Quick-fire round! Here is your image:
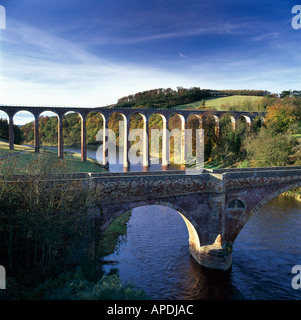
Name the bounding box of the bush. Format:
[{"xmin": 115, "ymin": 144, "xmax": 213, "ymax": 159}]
[
  {"xmin": 0, "ymin": 154, "xmax": 103, "ymax": 296},
  {"xmin": 244, "ymin": 128, "xmax": 296, "ymax": 167},
  {"xmin": 26, "ymin": 269, "xmax": 149, "ymax": 300}
]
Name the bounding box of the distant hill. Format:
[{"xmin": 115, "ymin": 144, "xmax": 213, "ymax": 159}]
[
  {"xmin": 172, "ymin": 95, "xmax": 267, "ymax": 112},
  {"xmin": 116, "ymin": 87, "xmax": 270, "ymax": 109}
]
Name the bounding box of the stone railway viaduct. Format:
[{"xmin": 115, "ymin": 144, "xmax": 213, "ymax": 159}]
[{"xmin": 0, "ymin": 105, "xmax": 264, "ymax": 167}]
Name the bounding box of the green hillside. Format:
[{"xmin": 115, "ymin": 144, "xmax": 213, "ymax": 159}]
[{"xmin": 172, "ymin": 95, "xmax": 265, "ymax": 111}]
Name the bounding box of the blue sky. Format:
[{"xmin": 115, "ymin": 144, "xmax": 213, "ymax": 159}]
[{"xmin": 0, "ymin": 0, "xmax": 301, "ymax": 117}]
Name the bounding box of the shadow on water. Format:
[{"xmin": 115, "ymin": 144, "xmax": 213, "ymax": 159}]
[{"xmin": 102, "ymin": 198, "xmax": 301, "ymax": 300}]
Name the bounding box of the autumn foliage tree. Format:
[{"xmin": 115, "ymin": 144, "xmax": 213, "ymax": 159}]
[{"xmin": 265, "ymin": 103, "xmax": 301, "ymax": 135}]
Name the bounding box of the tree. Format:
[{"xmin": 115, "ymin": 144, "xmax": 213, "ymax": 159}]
[
  {"xmin": 0, "ymin": 154, "xmax": 102, "ymax": 290},
  {"xmin": 244, "ymin": 128, "xmax": 296, "ymax": 167},
  {"xmin": 265, "ymin": 103, "xmax": 301, "ymax": 135},
  {"xmin": 279, "ymin": 90, "xmax": 292, "ymax": 98},
  {"xmin": 0, "ymin": 118, "xmax": 23, "ymax": 144}
]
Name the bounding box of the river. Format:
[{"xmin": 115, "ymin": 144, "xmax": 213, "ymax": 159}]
[
  {"xmin": 38, "ymin": 145, "xmax": 184, "ymax": 172},
  {"xmin": 102, "ymin": 196, "xmax": 301, "ymax": 300}
]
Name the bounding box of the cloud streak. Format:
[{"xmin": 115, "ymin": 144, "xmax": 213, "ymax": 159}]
[
  {"xmin": 90, "ymin": 22, "xmax": 249, "ymax": 45},
  {"xmin": 0, "ymin": 21, "xmax": 195, "ymax": 107}
]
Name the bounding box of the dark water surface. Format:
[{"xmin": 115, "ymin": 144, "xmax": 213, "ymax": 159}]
[{"xmin": 103, "ymin": 196, "xmax": 301, "ymax": 300}]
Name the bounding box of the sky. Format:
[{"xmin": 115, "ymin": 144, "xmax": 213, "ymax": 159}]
[{"xmin": 0, "ymin": 0, "xmax": 301, "ymax": 123}]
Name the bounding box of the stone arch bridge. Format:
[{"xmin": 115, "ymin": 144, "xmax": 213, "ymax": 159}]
[
  {"xmin": 82, "ymin": 166, "xmax": 301, "ymax": 271},
  {"xmin": 0, "ymin": 105, "xmax": 264, "ymax": 166},
  {"xmin": 2, "ymin": 166, "xmax": 300, "ymax": 271}
]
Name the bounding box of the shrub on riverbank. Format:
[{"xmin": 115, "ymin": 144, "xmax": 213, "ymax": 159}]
[
  {"xmin": 0, "ymin": 154, "xmax": 100, "ymax": 297},
  {"xmin": 97, "ymin": 211, "xmax": 131, "ymax": 258},
  {"xmin": 24, "ymin": 269, "xmax": 148, "ymax": 300},
  {"xmin": 0, "ymin": 153, "xmax": 148, "ymax": 300}
]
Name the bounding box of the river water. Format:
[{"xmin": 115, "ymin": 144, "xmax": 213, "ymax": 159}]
[
  {"xmin": 102, "ymin": 196, "xmax": 301, "ymax": 300},
  {"xmin": 37, "ymin": 145, "xmax": 183, "ymax": 172}
]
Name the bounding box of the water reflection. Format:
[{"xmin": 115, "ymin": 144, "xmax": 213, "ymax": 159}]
[
  {"xmin": 102, "ymin": 198, "xmax": 301, "ymax": 300},
  {"xmin": 38, "ymin": 145, "xmax": 184, "ymax": 172}
]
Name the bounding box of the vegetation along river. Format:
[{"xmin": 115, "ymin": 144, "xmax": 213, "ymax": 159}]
[{"xmin": 102, "ymin": 196, "xmax": 301, "ymax": 300}]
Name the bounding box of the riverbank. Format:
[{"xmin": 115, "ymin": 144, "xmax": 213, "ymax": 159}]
[
  {"xmin": 98, "ymin": 211, "xmax": 132, "ymax": 258},
  {"xmin": 280, "ymin": 189, "xmax": 301, "ymax": 202},
  {"xmin": 0, "ymin": 142, "xmax": 107, "ymax": 174}
]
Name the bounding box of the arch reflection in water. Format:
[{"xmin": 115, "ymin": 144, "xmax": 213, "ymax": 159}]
[
  {"xmin": 102, "ymin": 198, "xmax": 301, "ymax": 300},
  {"xmin": 102, "ymin": 205, "xmax": 236, "ymax": 300}
]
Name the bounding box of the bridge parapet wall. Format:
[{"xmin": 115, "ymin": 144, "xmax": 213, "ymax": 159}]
[{"xmin": 93, "ymin": 172, "xmax": 223, "ymax": 205}]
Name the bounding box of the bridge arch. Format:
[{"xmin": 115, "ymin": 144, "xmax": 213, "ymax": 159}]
[
  {"xmin": 36, "ymin": 109, "xmax": 60, "ymax": 120},
  {"xmin": 148, "ymin": 202, "xmax": 201, "ymax": 250},
  {"xmin": 107, "ymin": 112, "xmax": 128, "ymax": 167},
  {"xmin": 168, "ymin": 113, "xmax": 186, "ymax": 165},
  {"xmin": 128, "ymin": 112, "xmax": 149, "ymax": 167},
  {"xmin": 61, "ymin": 111, "xmax": 86, "ymax": 160},
  {"xmin": 219, "ymin": 113, "xmax": 236, "ymax": 132},
  {"xmin": 227, "ymin": 181, "xmax": 301, "ymax": 245},
  {"xmin": 167, "ymin": 112, "xmax": 185, "ymax": 124},
  {"xmin": 13, "ymin": 110, "xmax": 35, "ymax": 150},
  {"xmin": 36, "ymin": 111, "xmax": 60, "ymax": 152},
  {"xmin": 0, "ymin": 110, "xmax": 9, "ymax": 144},
  {"xmin": 236, "ymin": 114, "xmax": 251, "ymax": 129},
  {"xmin": 105, "ymin": 201, "xmax": 201, "ymax": 251},
  {"xmin": 0, "ymin": 110, "xmax": 9, "ymax": 118},
  {"xmin": 107, "ymin": 110, "xmax": 126, "ymax": 123},
  {"xmin": 250, "ymin": 181, "xmax": 301, "ymax": 219},
  {"xmin": 186, "ymin": 113, "xmax": 203, "ymax": 128},
  {"xmin": 204, "ymin": 113, "xmax": 220, "ymax": 137},
  {"xmin": 86, "ymin": 111, "xmax": 106, "ymax": 163},
  {"xmin": 148, "ymin": 113, "xmax": 169, "ymax": 165}
]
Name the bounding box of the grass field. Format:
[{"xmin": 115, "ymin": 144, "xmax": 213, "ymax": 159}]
[
  {"xmin": 0, "ymin": 140, "xmax": 34, "ymax": 156},
  {"xmin": 0, "ymin": 141, "xmax": 107, "ymax": 174},
  {"xmin": 172, "ymin": 95, "xmax": 264, "ymax": 111}
]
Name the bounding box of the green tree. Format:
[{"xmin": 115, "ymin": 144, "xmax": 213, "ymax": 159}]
[{"xmin": 244, "ymin": 128, "xmax": 296, "ymax": 167}]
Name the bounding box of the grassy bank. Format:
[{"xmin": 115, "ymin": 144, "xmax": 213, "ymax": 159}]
[
  {"xmin": 0, "ymin": 141, "xmax": 107, "ymax": 174},
  {"xmin": 0, "ymin": 140, "xmax": 34, "ymax": 156},
  {"xmin": 98, "ymin": 211, "xmax": 132, "ymax": 258}
]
